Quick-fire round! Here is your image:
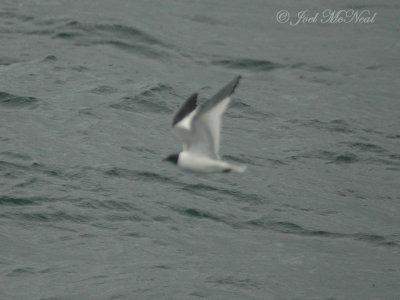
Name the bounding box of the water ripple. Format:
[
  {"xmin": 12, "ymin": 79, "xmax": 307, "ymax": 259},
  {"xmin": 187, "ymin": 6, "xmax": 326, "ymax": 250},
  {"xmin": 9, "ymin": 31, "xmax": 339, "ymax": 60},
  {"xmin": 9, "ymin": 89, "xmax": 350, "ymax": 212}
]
[
  {"xmin": 110, "ymin": 84, "xmax": 173, "ymax": 113},
  {"xmin": 50, "ymin": 20, "xmax": 172, "ymax": 59},
  {"xmin": 290, "ymin": 62, "xmax": 334, "ymax": 72},
  {"xmin": 206, "ymin": 275, "xmax": 263, "ymax": 290},
  {"xmin": 8, "ymin": 211, "xmax": 91, "ymax": 223},
  {"xmin": 288, "ymin": 119, "xmax": 354, "ymax": 134},
  {"xmin": 247, "ymin": 218, "xmax": 399, "ymax": 248},
  {"xmin": 344, "ymin": 142, "xmax": 387, "ymax": 153},
  {"xmin": 0, "ymin": 91, "xmax": 39, "ymax": 108},
  {"xmin": 0, "ymin": 196, "xmax": 38, "ymax": 206},
  {"xmin": 104, "ymin": 167, "xmax": 176, "ymax": 184},
  {"xmin": 213, "ymin": 58, "xmax": 282, "ymax": 72},
  {"xmin": 171, "ymin": 206, "xmax": 222, "ymax": 222},
  {"xmin": 56, "ymin": 21, "xmax": 167, "ymax": 47},
  {"xmin": 210, "ymin": 57, "xmax": 336, "ymax": 75}
]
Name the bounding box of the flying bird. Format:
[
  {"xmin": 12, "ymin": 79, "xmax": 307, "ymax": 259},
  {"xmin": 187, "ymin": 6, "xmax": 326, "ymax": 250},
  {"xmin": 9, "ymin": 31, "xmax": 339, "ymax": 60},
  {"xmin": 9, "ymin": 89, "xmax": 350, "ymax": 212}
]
[{"xmin": 164, "ymin": 75, "xmax": 246, "ymax": 173}]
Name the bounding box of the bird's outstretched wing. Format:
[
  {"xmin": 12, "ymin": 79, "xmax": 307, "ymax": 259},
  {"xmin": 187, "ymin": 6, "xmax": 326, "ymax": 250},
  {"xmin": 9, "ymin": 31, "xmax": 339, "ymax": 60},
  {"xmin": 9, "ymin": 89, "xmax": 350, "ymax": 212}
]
[
  {"xmin": 188, "ymin": 75, "xmax": 241, "ymax": 159},
  {"xmin": 172, "ymin": 93, "xmax": 198, "ymax": 150}
]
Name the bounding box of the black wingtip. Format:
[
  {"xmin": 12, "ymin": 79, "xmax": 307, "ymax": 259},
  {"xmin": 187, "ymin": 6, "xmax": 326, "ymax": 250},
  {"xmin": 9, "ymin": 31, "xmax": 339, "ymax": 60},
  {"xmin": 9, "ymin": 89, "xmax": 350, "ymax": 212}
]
[
  {"xmin": 199, "ymin": 75, "xmax": 242, "ymax": 113},
  {"xmin": 230, "ymin": 75, "xmax": 242, "ymax": 95},
  {"xmin": 172, "ymin": 93, "xmax": 198, "ymax": 127},
  {"xmin": 215, "ymin": 75, "xmax": 242, "ymax": 100}
]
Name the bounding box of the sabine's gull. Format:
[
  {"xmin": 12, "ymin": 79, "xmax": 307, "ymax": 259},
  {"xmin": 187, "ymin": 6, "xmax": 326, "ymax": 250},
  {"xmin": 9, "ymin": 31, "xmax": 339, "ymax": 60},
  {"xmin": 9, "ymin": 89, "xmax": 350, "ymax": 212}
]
[{"xmin": 164, "ymin": 75, "xmax": 246, "ymax": 173}]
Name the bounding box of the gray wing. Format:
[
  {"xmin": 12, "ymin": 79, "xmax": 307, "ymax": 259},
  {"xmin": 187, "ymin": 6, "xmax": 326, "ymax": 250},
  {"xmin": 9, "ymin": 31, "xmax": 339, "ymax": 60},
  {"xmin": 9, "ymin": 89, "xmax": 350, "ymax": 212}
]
[{"xmin": 188, "ymin": 75, "xmax": 241, "ymax": 159}]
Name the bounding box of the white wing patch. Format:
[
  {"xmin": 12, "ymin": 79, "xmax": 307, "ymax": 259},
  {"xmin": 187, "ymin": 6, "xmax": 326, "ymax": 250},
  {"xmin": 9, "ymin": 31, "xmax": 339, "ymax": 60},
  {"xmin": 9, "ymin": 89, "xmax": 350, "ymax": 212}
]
[
  {"xmin": 172, "ymin": 108, "xmax": 198, "ymax": 150},
  {"xmin": 190, "ymin": 97, "xmax": 231, "ymax": 159}
]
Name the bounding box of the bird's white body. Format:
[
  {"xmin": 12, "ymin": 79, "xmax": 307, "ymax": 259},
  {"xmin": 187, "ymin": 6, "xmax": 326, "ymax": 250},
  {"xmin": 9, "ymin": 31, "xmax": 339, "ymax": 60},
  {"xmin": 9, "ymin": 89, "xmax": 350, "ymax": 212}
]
[{"xmin": 166, "ymin": 76, "xmax": 246, "ymax": 173}]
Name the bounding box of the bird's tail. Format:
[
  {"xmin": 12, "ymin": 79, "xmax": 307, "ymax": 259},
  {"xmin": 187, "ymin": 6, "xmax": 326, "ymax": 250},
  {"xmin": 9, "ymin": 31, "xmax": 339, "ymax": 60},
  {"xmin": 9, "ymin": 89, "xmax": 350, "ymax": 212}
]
[{"xmin": 229, "ymin": 163, "xmax": 247, "ymax": 173}]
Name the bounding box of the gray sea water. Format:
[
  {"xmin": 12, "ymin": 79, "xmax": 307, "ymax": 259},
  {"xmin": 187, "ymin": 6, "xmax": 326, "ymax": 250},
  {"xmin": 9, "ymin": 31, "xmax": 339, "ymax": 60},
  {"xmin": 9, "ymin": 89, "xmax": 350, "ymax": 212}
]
[{"xmin": 1, "ymin": 0, "xmax": 400, "ymax": 299}]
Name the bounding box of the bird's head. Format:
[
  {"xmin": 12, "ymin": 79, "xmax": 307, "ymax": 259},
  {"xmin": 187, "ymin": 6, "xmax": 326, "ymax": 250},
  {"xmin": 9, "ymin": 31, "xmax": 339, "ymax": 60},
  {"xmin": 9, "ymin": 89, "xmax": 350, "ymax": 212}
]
[{"xmin": 163, "ymin": 153, "xmax": 179, "ymax": 165}]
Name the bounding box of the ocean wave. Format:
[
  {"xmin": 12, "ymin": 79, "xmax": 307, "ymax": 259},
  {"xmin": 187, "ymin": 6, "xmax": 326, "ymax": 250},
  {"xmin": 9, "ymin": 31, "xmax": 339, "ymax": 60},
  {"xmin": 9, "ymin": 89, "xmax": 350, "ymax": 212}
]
[
  {"xmin": 7, "ymin": 267, "xmax": 51, "ymax": 277},
  {"xmin": 246, "ymin": 218, "xmax": 399, "ymax": 248},
  {"xmin": 0, "ymin": 196, "xmax": 38, "ymax": 206},
  {"xmin": 343, "ymin": 142, "xmax": 387, "ymax": 153},
  {"xmin": 210, "ymin": 56, "xmax": 336, "ymax": 77},
  {"xmin": 55, "ymin": 21, "xmax": 167, "ymax": 47},
  {"xmin": 213, "ymin": 58, "xmax": 282, "ymax": 72},
  {"xmin": 288, "ymin": 119, "xmax": 354, "ymax": 134},
  {"xmin": 290, "ymin": 62, "xmax": 334, "ymax": 72},
  {"xmin": 9, "ymin": 211, "xmax": 92, "ymax": 223},
  {"xmin": 110, "ymin": 84, "xmax": 174, "ymax": 113},
  {"xmin": 48, "ymin": 20, "xmax": 173, "ymax": 59},
  {"xmin": 288, "ymin": 151, "xmax": 359, "ymax": 164},
  {"xmin": 1, "ymin": 14, "xmax": 173, "ymax": 60},
  {"xmin": 170, "ymin": 206, "xmax": 222, "ymax": 222},
  {"xmin": 104, "ymin": 167, "xmax": 176, "ymax": 184},
  {"xmin": 89, "ymin": 85, "xmax": 118, "ymax": 95},
  {"xmin": 0, "ymin": 91, "xmax": 39, "ymax": 108},
  {"xmin": 206, "ymin": 275, "xmax": 263, "ymax": 290}
]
